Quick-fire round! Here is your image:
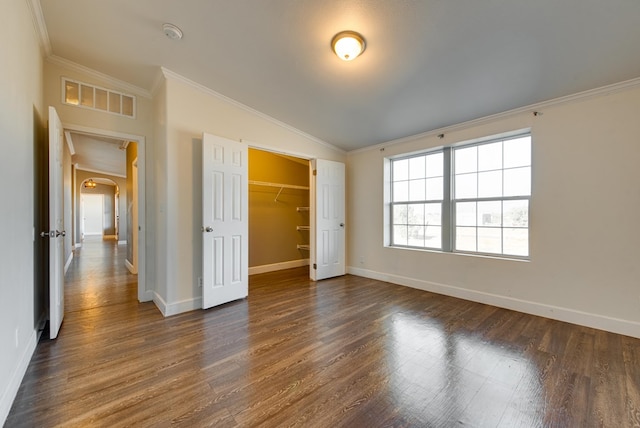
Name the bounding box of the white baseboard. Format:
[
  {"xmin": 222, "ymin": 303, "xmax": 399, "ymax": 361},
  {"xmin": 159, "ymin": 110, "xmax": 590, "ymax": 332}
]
[
  {"xmin": 0, "ymin": 330, "xmax": 37, "ymax": 426},
  {"xmin": 347, "ymin": 266, "xmax": 640, "ymax": 339},
  {"xmin": 74, "ymin": 242, "xmax": 82, "ymax": 248},
  {"xmin": 64, "ymin": 252, "xmax": 73, "ymax": 275},
  {"xmin": 153, "ymin": 292, "xmax": 202, "ymax": 317},
  {"xmin": 249, "ymin": 258, "xmax": 309, "ymax": 275},
  {"xmin": 118, "ymin": 240, "xmax": 127, "ymax": 245},
  {"xmin": 125, "ymin": 259, "xmax": 138, "ymax": 274}
]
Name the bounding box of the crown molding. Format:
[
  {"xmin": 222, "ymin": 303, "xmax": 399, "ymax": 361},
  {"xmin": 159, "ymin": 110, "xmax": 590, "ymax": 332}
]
[
  {"xmin": 349, "ymin": 76, "xmax": 640, "ymax": 155},
  {"xmin": 74, "ymin": 165, "xmax": 126, "ymax": 179},
  {"xmin": 160, "ymin": 67, "xmax": 345, "ymax": 155},
  {"xmin": 46, "ymin": 55, "xmax": 152, "ymax": 99},
  {"xmin": 26, "ymin": 0, "xmax": 51, "ymax": 56}
]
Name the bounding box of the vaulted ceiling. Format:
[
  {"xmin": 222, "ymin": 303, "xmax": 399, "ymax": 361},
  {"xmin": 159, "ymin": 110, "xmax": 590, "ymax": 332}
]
[{"xmin": 39, "ymin": 0, "xmax": 640, "ymax": 151}]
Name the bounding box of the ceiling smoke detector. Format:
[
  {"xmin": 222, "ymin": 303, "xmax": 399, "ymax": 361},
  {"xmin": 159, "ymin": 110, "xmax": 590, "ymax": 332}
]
[{"xmin": 163, "ymin": 23, "xmax": 183, "ymax": 40}]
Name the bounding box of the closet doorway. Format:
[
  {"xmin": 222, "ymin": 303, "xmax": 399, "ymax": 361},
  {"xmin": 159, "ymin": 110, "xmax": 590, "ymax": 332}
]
[{"xmin": 248, "ymin": 149, "xmax": 310, "ymax": 275}]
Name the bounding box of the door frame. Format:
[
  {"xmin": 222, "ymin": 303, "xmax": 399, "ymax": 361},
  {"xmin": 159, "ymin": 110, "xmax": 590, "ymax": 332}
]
[
  {"xmin": 63, "ymin": 123, "xmax": 150, "ymax": 302},
  {"xmin": 243, "ymin": 140, "xmax": 321, "ymax": 280}
]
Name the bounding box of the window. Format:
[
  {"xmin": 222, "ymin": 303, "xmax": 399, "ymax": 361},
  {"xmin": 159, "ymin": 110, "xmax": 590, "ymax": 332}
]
[
  {"xmin": 389, "ymin": 133, "xmax": 531, "ymax": 258},
  {"xmin": 62, "ymin": 78, "xmax": 136, "ymax": 118}
]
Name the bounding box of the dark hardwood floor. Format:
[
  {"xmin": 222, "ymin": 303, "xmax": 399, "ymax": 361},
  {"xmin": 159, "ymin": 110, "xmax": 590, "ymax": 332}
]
[{"xmin": 6, "ymin": 239, "xmax": 640, "ymax": 427}]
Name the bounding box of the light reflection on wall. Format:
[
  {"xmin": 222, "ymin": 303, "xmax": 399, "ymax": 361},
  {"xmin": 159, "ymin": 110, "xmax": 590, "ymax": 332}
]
[{"xmin": 387, "ymin": 311, "xmax": 544, "ymax": 425}]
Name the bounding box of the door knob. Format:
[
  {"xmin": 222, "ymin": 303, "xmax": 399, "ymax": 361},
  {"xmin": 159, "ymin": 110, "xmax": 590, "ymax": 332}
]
[{"xmin": 202, "ymin": 226, "xmax": 213, "ymax": 233}]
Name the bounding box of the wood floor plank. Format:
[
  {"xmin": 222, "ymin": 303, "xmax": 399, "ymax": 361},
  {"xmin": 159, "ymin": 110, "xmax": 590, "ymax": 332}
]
[{"xmin": 6, "ymin": 238, "xmax": 640, "ymax": 427}]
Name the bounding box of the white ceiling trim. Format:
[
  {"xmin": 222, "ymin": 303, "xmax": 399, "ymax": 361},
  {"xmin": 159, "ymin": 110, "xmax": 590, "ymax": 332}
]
[
  {"xmin": 161, "ymin": 67, "xmax": 345, "ymax": 155},
  {"xmin": 47, "ymin": 55, "xmax": 152, "ymax": 99},
  {"xmin": 26, "ymin": 0, "xmax": 51, "ymax": 56},
  {"xmin": 64, "ymin": 131, "xmax": 75, "ymax": 155},
  {"xmin": 62, "ymin": 123, "xmax": 145, "ymax": 145},
  {"xmin": 349, "ymin": 76, "xmax": 640, "ymax": 155},
  {"xmin": 75, "ymin": 165, "xmax": 126, "ymax": 179}
]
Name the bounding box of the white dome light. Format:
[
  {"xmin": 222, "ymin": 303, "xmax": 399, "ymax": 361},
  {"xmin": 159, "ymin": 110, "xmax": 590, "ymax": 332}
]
[{"xmin": 331, "ymin": 31, "xmax": 366, "ymax": 61}]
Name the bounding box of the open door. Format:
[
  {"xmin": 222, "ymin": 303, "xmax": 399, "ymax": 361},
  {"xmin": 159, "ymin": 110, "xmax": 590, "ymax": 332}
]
[
  {"xmin": 311, "ymin": 159, "xmax": 345, "ymax": 281},
  {"xmin": 202, "ymin": 133, "xmax": 248, "ymax": 309},
  {"xmin": 47, "ymin": 106, "xmax": 65, "ymax": 339}
]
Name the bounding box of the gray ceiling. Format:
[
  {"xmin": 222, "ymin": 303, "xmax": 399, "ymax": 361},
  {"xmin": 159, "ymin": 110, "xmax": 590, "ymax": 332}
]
[
  {"xmin": 68, "ymin": 132, "xmax": 127, "ymax": 177},
  {"xmin": 40, "ymin": 0, "xmax": 640, "ymax": 151}
]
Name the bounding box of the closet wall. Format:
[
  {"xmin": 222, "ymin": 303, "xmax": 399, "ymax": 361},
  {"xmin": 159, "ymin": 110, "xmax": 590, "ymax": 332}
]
[{"xmin": 249, "ymin": 149, "xmax": 309, "ymax": 271}]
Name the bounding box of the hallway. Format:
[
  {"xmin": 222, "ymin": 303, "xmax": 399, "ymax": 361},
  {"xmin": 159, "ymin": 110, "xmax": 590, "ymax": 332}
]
[{"xmin": 64, "ymin": 237, "xmax": 137, "ymax": 313}]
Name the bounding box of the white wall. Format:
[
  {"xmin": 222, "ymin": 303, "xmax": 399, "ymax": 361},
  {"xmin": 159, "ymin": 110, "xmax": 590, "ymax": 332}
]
[
  {"xmin": 153, "ymin": 70, "xmax": 345, "ymax": 315},
  {"xmin": 0, "ymin": 0, "xmax": 44, "ymax": 423},
  {"xmin": 347, "ymin": 83, "xmax": 640, "ymax": 338}
]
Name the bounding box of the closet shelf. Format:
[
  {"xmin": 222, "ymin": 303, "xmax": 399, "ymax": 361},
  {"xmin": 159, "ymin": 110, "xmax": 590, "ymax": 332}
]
[
  {"xmin": 297, "ymin": 244, "xmax": 310, "ymax": 251},
  {"xmin": 248, "ymin": 180, "xmax": 309, "ymax": 190},
  {"xmin": 249, "ymin": 180, "xmax": 309, "ymax": 202},
  {"xmin": 296, "ymin": 226, "xmax": 310, "ymax": 231},
  {"xmin": 296, "ymin": 207, "xmax": 310, "ymax": 212}
]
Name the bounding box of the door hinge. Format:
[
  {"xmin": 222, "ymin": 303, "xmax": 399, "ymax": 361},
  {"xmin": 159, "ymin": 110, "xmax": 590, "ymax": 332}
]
[
  {"xmin": 313, "ymin": 170, "xmax": 317, "ymax": 176},
  {"xmin": 313, "ymin": 263, "xmax": 317, "ymax": 270}
]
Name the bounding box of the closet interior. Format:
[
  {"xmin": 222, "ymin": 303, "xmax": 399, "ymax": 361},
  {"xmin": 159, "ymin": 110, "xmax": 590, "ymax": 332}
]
[{"xmin": 248, "ymin": 149, "xmax": 310, "ymax": 273}]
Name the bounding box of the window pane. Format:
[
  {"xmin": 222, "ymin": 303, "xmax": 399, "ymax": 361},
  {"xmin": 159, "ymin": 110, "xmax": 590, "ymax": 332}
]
[
  {"xmin": 504, "ymin": 167, "xmax": 531, "ymax": 196},
  {"xmin": 503, "ymin": 200, "xmax": 528, "ymax": 227},
  {"xmin": 478, "ymin": 227, "xmax": 501, "ymax": 254},
  {"xmin": 65, "ymin": 81, "xmax": 79, "ymax": 105},
  {"xmin": 409, "ymin": 179, "xmax": 426, "ymax": 201},
  {"xmin": 393, "ymin": 204, "xmax": 407, "ymax": 224},
  {"xmin": 455, "ymin": 173, "xmax": 477, "ymax": 199},
  {"xmin": 456, "ymin": 227, "xmax": 476, "ymax": 251},
  {"xmin": 504, "ymin": 136, "xmax": 531, "ymax": 168},
  {"xmin": 478, "ymin": 142, "xmax": 502, "ymax": 171},
  {"xmin": 393, "ymin": 159, "xmax": 409, "ymax": 181},
  {"xmin": 425, "ymin": 225, "xmax": 442, "ymax": 249},
  {"xmin": 407, "ymin": 204, "xmax": 424, "ymax": 225},
  {"xmin": 408, "ymin": 226, "xmax": 425, "ymax": 247},
  {"xmin": 80, "ymin": 85, "xmax": 94, "ymax": 107},
  {"xmin": 504, "ymin": 228, "xmax": 529, "ymax": 256},
  {"xmin": 393, "ymin": 181, "xmax": 409, "ymax": 202},
  {"xmin": 409, "ymin": 156, "xmax": 426, "ymax": 179},
  {"xmin": 425, "ymin": 203, "xmax": 442, "ymax": 226},
  {"xmin": 122, "ymin": 95, "xmax": 134, "ymax": 117},
  {"xmin": 425, "ymin": 177, "xmax": 443, "ymax": 200},
  {"xmin": 95, "ymin": 89, "xmax": 108, "ymax": 110},
  {"xmin": 478, "ymin": 170, "xmax": 502, "ymax": 198},
  {"xmin": 455, "ymin": 146, "xmax": 477, "ymax": 174},
  {"xmin": 109, "ymin": 92, "xmax": 121, "ymax": 113},
  {"xmin": 478, "ymin": 201, "xmax": 501, "ymax": 227},
  {"xmin": 393, "ymin": 225, "xmax": 408, "ymax": 246},
  {"xmin": 456, "ymin": 202, "xmax": 476, "ymax": 226},
  {"xmin": 426, "ymin": 152, "xmax": 443, "ymax": 178}
]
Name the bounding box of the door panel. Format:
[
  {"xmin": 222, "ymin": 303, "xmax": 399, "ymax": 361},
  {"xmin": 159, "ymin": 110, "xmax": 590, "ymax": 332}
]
[
  {"xmin": 312, "ymin": 159, "xmax": 345, "ymax": 280},
  {"xmin": 202, "ymin": 133, "xmax": 248, "ymax": 309},
  {"xmin": 48, "ymin": 107, "xmax": 65, "ymax": 339}
]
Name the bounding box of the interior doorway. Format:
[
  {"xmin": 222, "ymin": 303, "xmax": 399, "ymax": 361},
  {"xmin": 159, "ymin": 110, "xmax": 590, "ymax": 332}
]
[
  {"xmin": 64, "ymin": 123, "xmax": 148, "ymax": 302},
  {"xmin": 247, "ymin": 148, "xmax": 311, "ymax": 275}
]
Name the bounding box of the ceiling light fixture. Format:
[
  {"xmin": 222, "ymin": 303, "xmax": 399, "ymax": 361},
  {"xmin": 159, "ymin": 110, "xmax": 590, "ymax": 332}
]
[
  {"xmin": 163, "ymin": 23, "xmax": 183, "ymax": 40},
  {"xmin": 331, "ymin": 31, "xmax": 366, "ymax": 61},
  {"xmin": 84, "ymin": 179, "xmax": 97, "ymax": 189}
]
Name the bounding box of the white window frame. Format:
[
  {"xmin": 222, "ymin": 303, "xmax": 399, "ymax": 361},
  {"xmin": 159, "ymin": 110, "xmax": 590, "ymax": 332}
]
[
  {"xmin": 386, "ymin": 131, "xmax": 531, "ymax": 259},
  {"xmin": 61, "ymin": 77, "xmax": 136, "ymax": 119}
]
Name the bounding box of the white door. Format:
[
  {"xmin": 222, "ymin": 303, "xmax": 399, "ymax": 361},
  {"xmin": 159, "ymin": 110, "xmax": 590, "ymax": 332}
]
[
  {"xmin": 82, "ymin": 194, "xmax": 104, "ymax": 236},
  {"xmin": 48, "ymin": 107, "xmax": 65, "ymax": 339},
  {"xmin": 202, "ymin": 133, "xmax": 248, "ymax": 309},
  {"xmin": 311, "ymin": 159, "xmax": 346, "ymax": 281}
]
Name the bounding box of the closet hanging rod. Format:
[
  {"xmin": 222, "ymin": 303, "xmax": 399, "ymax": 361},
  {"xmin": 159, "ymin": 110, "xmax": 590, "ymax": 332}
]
[{"xmin": 248, "ymin": 180, "xmax": 309, "ymax": 190}]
